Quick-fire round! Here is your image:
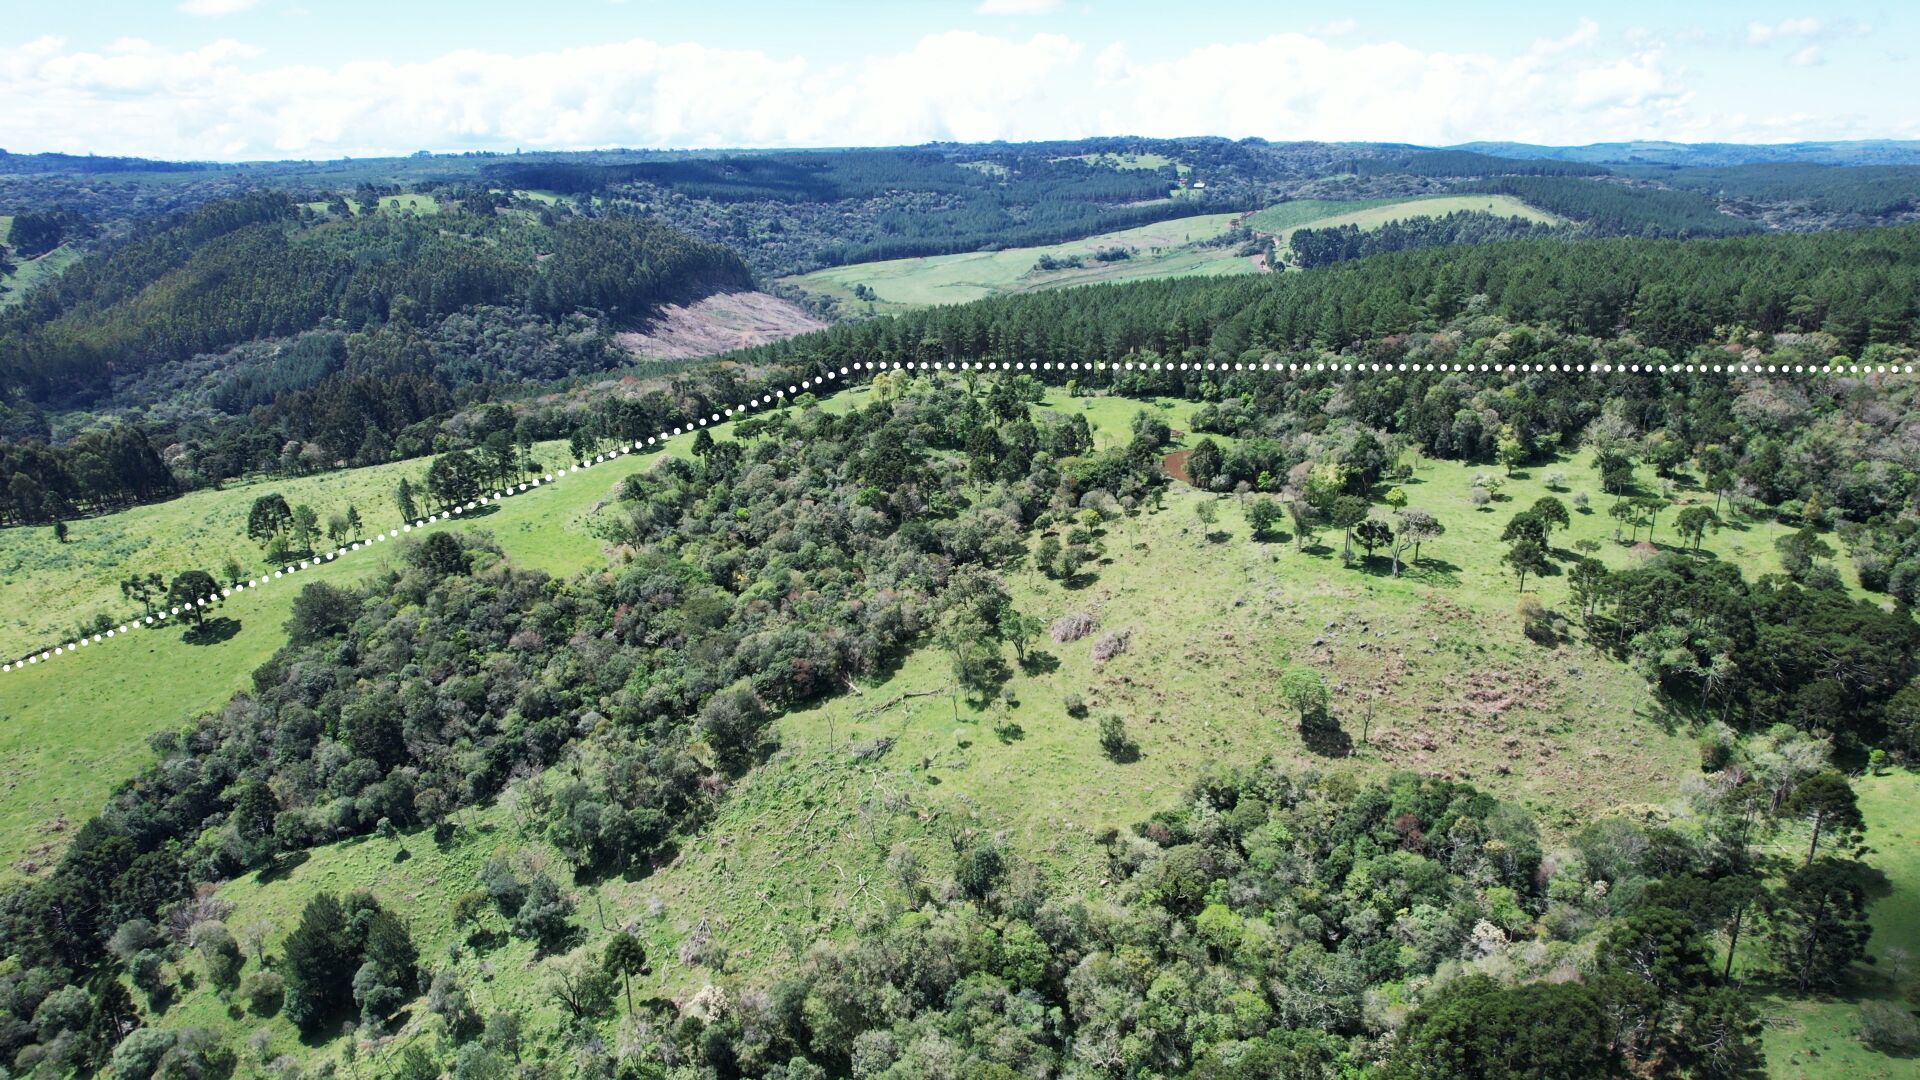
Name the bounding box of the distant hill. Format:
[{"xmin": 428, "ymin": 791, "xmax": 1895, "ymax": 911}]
[{"xmin": 1449, "ymin": 139, "xmax": 1920, "ymax": 167}]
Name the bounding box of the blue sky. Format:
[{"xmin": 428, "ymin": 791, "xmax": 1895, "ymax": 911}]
[{"xmin": 2, "ymin": 1, "xmax": 1912, "ymax": 160}]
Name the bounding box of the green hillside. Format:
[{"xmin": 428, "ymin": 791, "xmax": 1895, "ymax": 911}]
[{"xmin": 781, "ymin": 213, "xmax": 1253, "ymax": 313}]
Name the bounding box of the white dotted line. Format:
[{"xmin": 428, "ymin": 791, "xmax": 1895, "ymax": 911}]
[{"xmin": 5, "ymin": 358, "xmax": 1912, "ymax": 675}]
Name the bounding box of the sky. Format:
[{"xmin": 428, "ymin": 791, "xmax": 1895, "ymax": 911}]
[{"xmin": 0, "ymin": 1, "xmax": 1912, "ymax": 161}]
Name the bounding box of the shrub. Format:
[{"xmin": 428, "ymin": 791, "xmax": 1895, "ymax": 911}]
[
  {"xmin": 1063, "ymin": 691, "xmax": 1088, "ymax": 717},
  {"xmin": 239, "ymin": 970, "xmax": 284, "ymax": 1016},
  {"xmin": 1050, "ymin": 611, "xmax": 1096, "ymax": 643},
  {"xmin": 1091, "ymin": 630, "xmax": 1131, "ymax": 663},
  {"xmin": 1098, "ymin": 715, "xmax": 1139, "ymax": 762}
]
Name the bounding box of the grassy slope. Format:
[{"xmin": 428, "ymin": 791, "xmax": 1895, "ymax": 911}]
[
  {"xmin": 135, "ymin": 386, "xmax": 1896, "ymax": 1075},
  {"xmin": 1246, "ymin": 194, "xmax": 1563, "ymax": 251},
  {"xmin": 1056, "ymin": 152, "xmax": 1188, "ymax": 175},
  {"xmin": 787, "ymin": 194, "xmax": 1565, "ymax": 313},
  {"xmin": 780, "ymin": 213, "xmax": 1250, "ymax": 313},
  {"xmin": 0, "ymin": 242, "xmax": 82, "ymax": 307},
  {"xmin": 0, "ymin": 438, "xmax": 575, "ymax": 659},
  {"xmin": 0, "ymin": 393, "xmax": 873, "ymax": 878}
]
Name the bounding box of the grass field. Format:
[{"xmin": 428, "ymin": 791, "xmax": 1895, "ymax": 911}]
[
  {"xmin": 0, "ymin": 241, "xmax": 81, "ymax": 306},
  {"xmin": 297, "ymin": 193, "xmax": 439, "ymax": 215},
  {"xmin": 786, "ymin": 194, "xmax": 1565, "ymax": 313},
  {"xmin": 1246, "ymin": 194, "xmax": 1563, "ymax": 250},
  {"xmin": 1056, "ymin": 151, "xmax": 1187, "ymax": 175},
  {"xmin": 781, "ymin": 213, "xmax": 1251, "ymax": 312}
]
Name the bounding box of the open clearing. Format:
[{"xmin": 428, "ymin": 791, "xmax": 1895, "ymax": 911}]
[
  {"xmin": 1055, "ymin": 151, "xmax": 1187, "ymax": 175},
  {"xmin": 0, "ymin": 242, "xmax": 81, "ymax": 306},
  {"xmin": 1247, "ymin": 194, "xmax": 1563, "ymax": 248},
  {"xmin": 786, "ymin": 194, "xmax": 1563, "ymax": 312},
  {"xmin": 614, "ymin": 290, "xmax": 825, "ymax": 360},
  {"xmin": 781, "ymin": 213, "xmax": 1250, "ymax": 312}
]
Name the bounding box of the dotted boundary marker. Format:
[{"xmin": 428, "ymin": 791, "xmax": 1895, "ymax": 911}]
[{"xmin": 4, "ymin": 358, "xmax": 1913, "ymax": 676}]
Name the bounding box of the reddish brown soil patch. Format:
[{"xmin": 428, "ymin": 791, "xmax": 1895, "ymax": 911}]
[{"xmin": 1162, "ymin": 449, "xmax": 1192, "ymax": 484}]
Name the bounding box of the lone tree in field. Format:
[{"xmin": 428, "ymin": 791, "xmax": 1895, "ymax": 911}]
[
  {"xmin": 996, "ymin": 607, "xmax": 1044, "ymax": 666},
  {"xmin": 1634, "ymin": 497, "xmax": 1669, "ymax": 544},
  {"xmin": 1246, "ymin": 496, "xmax": 1283, "ymax": 540},
  {"xmin": 1783, "ymin": 772, "xmax": 1865, "ymax": 871},
  {"xmin": 121, "ymin": 571, "xmax": 166, "ymax": 617},
  {"xmin": 1500, "ymin": 510, "xmax": 1549, "ymax": 549},
  {"xmin": 1279, "ymin": 668, "xmax": 1329, "ymax": 725},
  {"xmin": 247, "ymin": 493, "xmax": 293, "ymax": 550},
  {"xmin": 1595, "ymin": 450, "xmax": 1634, "ymax": 497},
  {"xmin": 1609, "ymin": 498, "xmax": 1642, "ymax": 542},
  {"xmin": 166, "ymin": 570, "xmax": 221, "ymax": 629},
  {"xmin": 1394, "ymin": 509, "xmax": 1444, "ymax": 568},
  {"xmin": 1773, "ymin": 856, "xmax": 1873, "ymax": 994},
  {"xmin": 1286, "ymin": 498, "xmax": 1317, "ymax": 551},
  {"xmin": 290, "ymin": 504, "xmax": 321, "ymax": 556},
  {"xmin": 602, "ymin": 932, "xmax": 649, "ymax": 1014},
  {"xmin": 1496, "ymin": 427, "xmax": 1528, "ymax": 476},
  {"xmin": 1503, "ymin": 537, "xmax": 1551, "ymax": 593}
]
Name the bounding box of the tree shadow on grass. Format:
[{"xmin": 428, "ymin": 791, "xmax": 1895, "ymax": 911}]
[
  {"xmin": 181, "ymin": 617, "xmax": 241, "ymax": 645},
  {"xmin": 1398, "ymin": 558, "xmax": 1462, "ymax": 587},
  {"xmin": 255, "ymin": 849, "xmax": 311, "ymax": 885},
  {"xmin": 1299, "ymin": 719, "xmax": 1353, "ymax": 758},
  {"xmin": 1019, "ymin": 651, "xmax": 1061, "ymax": 676}
]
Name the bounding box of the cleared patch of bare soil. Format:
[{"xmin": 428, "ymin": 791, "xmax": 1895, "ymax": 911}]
[{"xmin": 616, "ymin": 290, "xmax": 825, "ymax": 361}]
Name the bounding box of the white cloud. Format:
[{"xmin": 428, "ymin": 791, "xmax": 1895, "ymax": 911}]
[
  {"xmin": 178, "ymin": 0, "xmax": 258, "ymax": 15},
  {"xmin": 1747, "ymin": 17, "xmax": 1820, "ymax": 44},
  {"xmin": 0, "ymin": 21, "xmax": 1908, "ymax": 160},
  {"xmin": 976, "ymin": 0, "xmax": 1060, "ymax": 14},
  {"xmin": 1789, "ymin": 45, "xmax": 1823, "ymax": 67},
  {"xmin": 1316, "ymin": 19, "xmax": 1357, "ymax": 36}
]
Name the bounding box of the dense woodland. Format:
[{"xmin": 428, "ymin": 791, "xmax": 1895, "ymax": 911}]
[
  {"xmin": 0, "ymin": 193, "xmax": 750, "ymax": 403},
  {"xmin": 506, "ymin": 149, "xmax": 1247, "ymax": 275},
  {"xmin": 1625, "ymin": 164, "xmax": 1920, "ymax": 221},
  {"xmin": 1460, "ymin": 178, "xmax": 1761, "ymax": 238},
  {"xmin": 1286, "ymin": 211, "xmax": 1570, "ymax": 268}
]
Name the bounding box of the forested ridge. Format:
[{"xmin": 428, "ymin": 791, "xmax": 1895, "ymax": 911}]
[
  {"xmin": 1286, "ymin": 210, "xmax": 1570, "ymax": 268},
  {"xmin": 1460, "ymin": 177, "xmax": 1761, "ymax": 238},
  {"xmin": 0, "ymin": 193, "xmax": 751, "ymax": 404},
  {"xmin": 0, "ymin": 193, "xmax": 760, "ymax": 524}
]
